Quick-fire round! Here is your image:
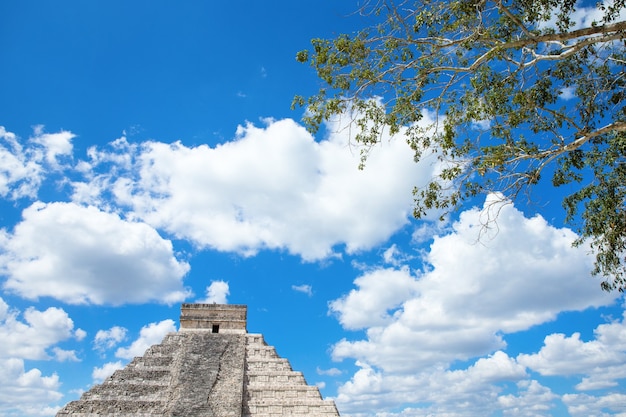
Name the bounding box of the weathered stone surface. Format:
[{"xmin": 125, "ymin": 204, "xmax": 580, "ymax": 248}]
[
  {"xmin": 164, "ymin": 332, "xmax": 246, "ymax": 416},
  {"xmin": 242, "ymin": 334, "xmax": 339, "ymax": 417},
  {"xmin": 56, "ymin": 304, "xmax": 339, "ymax": 417}
]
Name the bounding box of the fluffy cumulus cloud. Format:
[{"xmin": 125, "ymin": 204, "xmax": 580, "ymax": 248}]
[
  {"xmin": 115, "ymin": 319, "xmax": 176, "ymax": 360},
  {"xmin": 334, "ymin": 352, "xmax": 530, "ymax": 417},
  {"xmin": 0, "ymin": 201, "xmax": 191, "ymax": 305},
  {"xmin": 94, "ymin": 326, "xmax": 128, "ymax": 352},
  {"xmin": 562, "ymin": 392, "xmax": 626, "ymax": 417},
  {"xmin": 197, "ymin": 280, "xmax": 230, "ymax": 304},
  {"xmin": 518, "ymin": 309, "xmax": 626, "ymax": 391},
  {"xmin": 0, "ymin": 127, "xmax": 43, "ymax": 199},
  {"xmin": 29, "ymin": 125, "xmax": 74, "ymax": 170},
  {"xmin": 0, "ymin": 299, "xmax": 79, "ymax": 416},
  {"xmin": 72, "ymin": 117, "xmax": 440, "ymax": 260},
  {"xmin": 0, "ymin": 298, "xmax": 80, "ymax": 360},
  {"xmin": 0, "ymin": 126, "xmax": 74, "ymax": 200},
  {"xmin": 0, "ymin": 358, "xmax": 63, "ymax": 417},
  {"xmin": 497, "ymin": 380, "xmax": 559, "ymax": 417},
  {"xmin": 329, "ymin": 196, "xmax": 621, "ymax": 416},
  {"xmin": 330, "ymin": 266, "xmax": 420, "ymax": 330}
]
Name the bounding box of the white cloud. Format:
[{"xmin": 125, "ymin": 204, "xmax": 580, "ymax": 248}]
[
  {"xmin": 72, "ymin": 116, "xmax": 440, "ymax": 260},
  {"xmin": 497, "ymin": 380, "xmax": 558, "ymax": 416},
  {"xmin": 292, "ymin": 284, "xmax": 313, "ymax": 296},
  {"xmin": 94, "ymin": 326, "xmax": 128, "ymax": 351},
  {"xmin": 197, "ymin": 280, "xmax": 230, "ymax": 304},
  {"xmin": 334, "ymin": 352, "xmax": 528, "ymax": 416},
  {"xmin": 560, "ymin": 86, "xmax": 577, "ymax": 100},
  {"xmin": 29, "ymin": 125, "xmax": 74, "ymax": 169},
  {"xmin": 0, "ymin": 358, "xmax": 62, "ymax": 417},
  {"xmin": 381, "ymin": 244, "xmax": 415, "ymax": 267},
  {"xmin": 0, "ymin": 126, "xmax": 44, "ymax": 199},
  {"xmin": 330, "ymin": 267, "xmax": 419, "ymax": 330},
  {"xmin": 329, "ymin": 195, "xmax": 619, "ymax": 415},
  {"xmin": 74, "ymin": 328, "xmax": 87, "ymax": 342},
  {"xmin": 0, "ymin": 201, "xmax": 191, "ymax": 305},
  {"xmin": 0, "ymin": 298, "xmax": 77, "ymax": 360},
  {"xmin": 92, "ymin": 361, "xmax": 124, "ymax": 383},
  {"xmin": 382, "ymin": 245, "xmax": 400, "ymax": 265},
  {"xmin": 566, "ymin": 1, "xmax": 625, "ymax": 30},
  {"xmin": 0, "ymin": 126, "xmax": 76, "ymax": 200},
  {"xmin": 317, "ymin": 367, "xmax": 343, "ymax": 377},
  {"xmin": 115, "ymin": 319, "xmax": 176, "ymax": 360},
  {"xmin": 562, "ymin": 392, "xmax": 626, "ymax": 417},
  {"xmin": 0, "ymin": 300, "xmax": 75, "ymax": 416},
  {"xmin": 51, "ymin": 347, "xmax": 80, "ymax": 362},
  {"xmin": 518, "ymin": 310, "xmax": 626, "ymax": 390},
  {"xmin": 334, "ymin": 195, "xmax": 616, "ymax": 370},
  {"xmin": 537, "ymin": 0, "xmax": 618, "ymax": 29}
]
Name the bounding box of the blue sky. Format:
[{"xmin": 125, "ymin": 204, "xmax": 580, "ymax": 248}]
[{"xmin": 1, "ymin": 2, "xmax": 625, "ymax": 416}]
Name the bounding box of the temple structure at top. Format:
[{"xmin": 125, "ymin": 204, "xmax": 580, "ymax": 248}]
[{"xmin": 179, "ymin": 303, "xmax": 247, "ymax": 334}]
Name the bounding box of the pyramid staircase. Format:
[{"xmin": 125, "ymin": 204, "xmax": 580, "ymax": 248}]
[
  {"xmin": 56, "ymin": 332, "xmax": 247, "ymax": 416},
  {"xmin": 243, "ymin": 334, "xmax": 339, "ymax": 416},
  {"xmin": 56, "ymin": 334, "xmax": 180, "ymax": 415}
]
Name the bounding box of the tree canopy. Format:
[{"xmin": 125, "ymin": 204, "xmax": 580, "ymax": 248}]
[{"xmin": 294, "ymin": 0, "xmax": 626, "ymax": 291}]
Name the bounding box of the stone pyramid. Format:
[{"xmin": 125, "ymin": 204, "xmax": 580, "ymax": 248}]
[{"xmin": 56, "ymin": 304, "xmax": 340, "ymax": 417}]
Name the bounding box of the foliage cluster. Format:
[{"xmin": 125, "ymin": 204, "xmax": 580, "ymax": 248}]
[{"xmin": 294, "ymin": 0, "xmax": 626, "ymax": 290}]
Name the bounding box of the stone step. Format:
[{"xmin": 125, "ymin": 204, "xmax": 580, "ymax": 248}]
[
  {"xmin": 142, "ymin": 343, "xmax": 177, "ymax": 357},
  {"xmin": 125, "ymin": 364, "xmax": 171, "ymax": 372},
  {"xmin": 56, "ymin": 399, "xmax": 166, "ymax": 414},
  {"xmin": 124, "ymin": 359, "xmax": 171, "ymax": 373},
  {"xmin": 108, "ymin": 368, "xmax": 171, "ymax": 384},
  {"xmin": 245, "ymin": 398, "xmax": 338, "ymax": 406},
  {"xmin": 57, "ymin": 413, "xmax": 160, "ymax": 417},
  {"xmin": 246, "ymin": 334, "xmax": 267, "ymax": 345},
  {"xmin": 161, "ymin": 332, "xmax": 184, "ymax": 342},
  {"xmin": 128, "ymin": 355, "xmax": 173, "ymax": 368},
  {"xmin": 103, "ymin": 377, "xmax": 170, "ymax": 387},
  {"xmin": 246, "ymin": 357, "xmax": 293, "ymax": 372},
  {"xmin": 247, "ymin": 346, "xmax": 281, "ymax": 359},
  {"xmin": 245, "ymin": 352, "xmax": 286, "ymax": 361},
  {"xmin": 80, "ymin": 383, "xmax": 167, "ymax": 401},
  {"xmin": 245, "ymin": 384, "xmax": 323, "ymax": 400},
  {"xmin": 142, "ymin": 335, "xmax": 180, "ymax": 354},
  {"xmin": 246, "ymin": 370, "xmax": 306, "ymax": 384},
  {"xmin": 243, "ymin": 400, "xmax": 339, "ymax": 416}
]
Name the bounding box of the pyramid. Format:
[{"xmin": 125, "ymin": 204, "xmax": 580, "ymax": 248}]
[{"xmin": 56, "ymin": 304, "xmax": 340, "ymax": 416}]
